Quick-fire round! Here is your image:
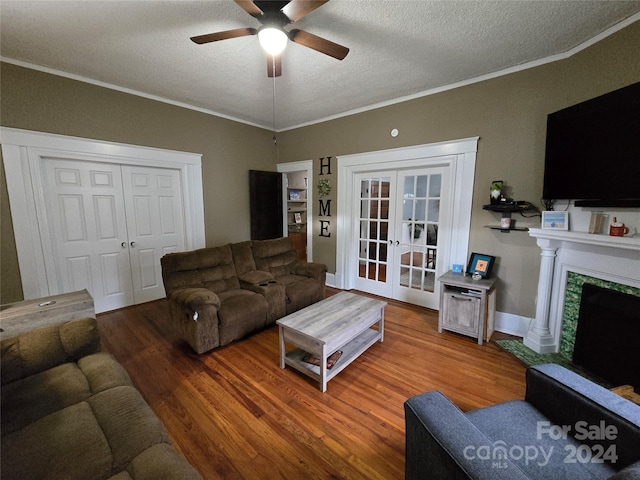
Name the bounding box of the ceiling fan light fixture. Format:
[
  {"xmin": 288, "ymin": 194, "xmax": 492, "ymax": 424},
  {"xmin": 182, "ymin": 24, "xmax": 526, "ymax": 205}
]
[{"xmin": 258, "ymin": 26, "xmax": 288, "ymax": 56}]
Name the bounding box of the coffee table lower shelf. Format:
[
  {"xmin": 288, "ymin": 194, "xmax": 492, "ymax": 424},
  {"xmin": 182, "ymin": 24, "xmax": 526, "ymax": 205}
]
[{"xmin": 283, "ymin": 328, "xmax": 381, "ymax": 386}]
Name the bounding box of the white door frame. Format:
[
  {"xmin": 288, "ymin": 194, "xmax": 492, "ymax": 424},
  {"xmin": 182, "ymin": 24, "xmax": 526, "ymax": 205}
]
[
  {"xmin": 277, "ymin": 160, "xmax": 313, "ymax": 262},
  {"xmin": 336, "ymin": 137, "xmax": 478, "ymax": 299},
  {"xmin": 1, "ymin": 127, "xmax": 205, "ymax": 301}
]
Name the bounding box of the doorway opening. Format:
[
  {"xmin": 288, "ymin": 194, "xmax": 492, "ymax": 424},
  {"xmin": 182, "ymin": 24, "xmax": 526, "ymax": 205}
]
[{"xmin": 278, "ymin": 160, "xmax": 313, "ymax": 262}]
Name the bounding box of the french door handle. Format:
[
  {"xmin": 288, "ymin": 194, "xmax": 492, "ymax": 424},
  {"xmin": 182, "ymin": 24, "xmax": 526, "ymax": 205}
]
[
  {"xmin": 130, "ymin": 241, "xmax": 136, "ymax": 248},
  {"xmin": 121, "ymin": 242, "xmax": 127, "ymax": 248}
]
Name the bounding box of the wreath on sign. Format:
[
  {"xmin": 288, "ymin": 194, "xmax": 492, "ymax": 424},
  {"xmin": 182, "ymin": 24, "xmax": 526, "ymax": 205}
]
[{"xmin": 317, "ymin": 178, "xmax": 331, "ymax": 197}]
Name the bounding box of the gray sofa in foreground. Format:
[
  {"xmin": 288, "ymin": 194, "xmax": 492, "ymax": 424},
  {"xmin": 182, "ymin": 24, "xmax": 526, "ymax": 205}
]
[
  {"xmin": 405, "ymin": 364, "xmax": 640, "ymax": 479},
  {"xmin": 1, "ymin": 317, "xmax": 201, "ymax": 480}
]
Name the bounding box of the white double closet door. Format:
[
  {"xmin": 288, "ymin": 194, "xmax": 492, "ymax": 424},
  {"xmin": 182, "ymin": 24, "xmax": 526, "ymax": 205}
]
[{"xmin": 41, "ymin": 158, "xmax": 185, "ymax": 313}]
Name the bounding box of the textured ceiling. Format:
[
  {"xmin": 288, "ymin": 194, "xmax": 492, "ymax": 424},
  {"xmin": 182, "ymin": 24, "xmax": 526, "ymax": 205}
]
[{"xmin": 1, "ymin": 1, "xmax": 639, "ymax": 130}]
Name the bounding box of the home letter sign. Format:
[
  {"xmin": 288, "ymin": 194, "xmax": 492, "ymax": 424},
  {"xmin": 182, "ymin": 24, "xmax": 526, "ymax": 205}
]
[{"xmin": 318, "ymin": 156, "xmax": 332, "ymax": 238}]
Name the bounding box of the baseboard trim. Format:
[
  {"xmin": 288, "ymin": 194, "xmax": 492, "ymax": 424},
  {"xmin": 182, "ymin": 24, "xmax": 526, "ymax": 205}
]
[
  {"xmin": 321, "ymin": 280, "xmax": 532, "ymax": 338},
  {"xmin": 494, "ymin": 312, "xmax": 532, "ymax": 338}
]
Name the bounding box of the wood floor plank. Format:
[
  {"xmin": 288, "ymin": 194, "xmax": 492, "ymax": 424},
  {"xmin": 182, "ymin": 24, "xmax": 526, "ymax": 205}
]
[{"xmin": 97, "ymin": 287, "xmax": 526, "ymax": 479}]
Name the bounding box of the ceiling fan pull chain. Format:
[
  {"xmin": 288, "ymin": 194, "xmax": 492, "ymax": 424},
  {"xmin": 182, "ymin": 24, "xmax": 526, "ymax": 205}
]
[{"xmin": 272, "ymin": 55, "xmax": 277, "ymax": 145}]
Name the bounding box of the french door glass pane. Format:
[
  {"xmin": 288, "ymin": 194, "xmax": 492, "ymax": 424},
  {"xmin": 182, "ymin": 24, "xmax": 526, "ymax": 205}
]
[
  {"xmin": 399, "ymin": 173, "xmax": 441, "ymax": 292},
  {"xmin": 358, "ymin": 177, "xmax": 390, "ymax": 282}
]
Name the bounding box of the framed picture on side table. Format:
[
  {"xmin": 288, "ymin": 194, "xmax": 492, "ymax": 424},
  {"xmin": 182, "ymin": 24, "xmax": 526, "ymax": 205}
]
[
  {"xmin": 541, "ymin": 211, "xmax": 569, "ymax": 230},
  {"xmin": 467, "ymin": 252, "xmax": 496, "ymax": 279}
]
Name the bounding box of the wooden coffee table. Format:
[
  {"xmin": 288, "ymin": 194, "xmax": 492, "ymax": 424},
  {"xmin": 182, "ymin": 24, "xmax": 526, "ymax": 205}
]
[{"xmin": 276, "ymin": 291, "xmax": 387, "ymax": 392}]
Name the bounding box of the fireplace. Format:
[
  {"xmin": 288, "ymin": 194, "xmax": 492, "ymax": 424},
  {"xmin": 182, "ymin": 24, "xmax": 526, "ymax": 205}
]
[
  {"xmin": 525, "ymin": 228, "xmax": 640, "ymax": 356},
  {"xmin": 572, "ymin": 283, "xmax": 640, "ymax": 390}
]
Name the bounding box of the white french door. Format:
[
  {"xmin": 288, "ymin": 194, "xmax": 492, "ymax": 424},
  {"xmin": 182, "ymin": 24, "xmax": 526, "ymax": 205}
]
[
  {"xmin": 41, "ymin": 158, "xmax": 185, "ymax": 312},
  {"xmin": 352, "ymin": 166, "xmax": 450, "ymax": 309},
  {"xmin": 394, "ymin": 168, "xmax": 449, "ymax": 307},
  {"xmin": 353, "ymin": 172, "xmax": 394, "ymax": 298}
]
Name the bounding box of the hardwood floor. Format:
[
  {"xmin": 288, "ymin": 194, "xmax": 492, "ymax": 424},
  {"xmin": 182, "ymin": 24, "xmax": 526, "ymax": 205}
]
[{"xmin": 97, "ymin": 288, "xmax": 526, "ymax": 479}]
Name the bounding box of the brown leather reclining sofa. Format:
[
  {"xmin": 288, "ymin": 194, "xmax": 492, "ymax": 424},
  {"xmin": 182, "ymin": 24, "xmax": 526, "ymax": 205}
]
[{"xmin": 161, "ymin": 237, "xmax": 327, "ymax": 354}]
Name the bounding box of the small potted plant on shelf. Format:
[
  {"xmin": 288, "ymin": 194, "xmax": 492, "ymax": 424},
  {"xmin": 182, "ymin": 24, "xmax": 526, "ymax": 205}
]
[{"xmin": 490, "ymin": 180, "xmax": 504, "ymax": 205}]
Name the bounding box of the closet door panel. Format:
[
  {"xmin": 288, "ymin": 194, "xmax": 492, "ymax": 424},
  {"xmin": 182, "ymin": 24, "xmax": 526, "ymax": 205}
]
[
  {"xmin": 42, "ymin": 158, "xmax": 134, "ymax": 312},
  {"xmin": 122, "ymin": 165, "xmax": 185, "ymax": 304}
]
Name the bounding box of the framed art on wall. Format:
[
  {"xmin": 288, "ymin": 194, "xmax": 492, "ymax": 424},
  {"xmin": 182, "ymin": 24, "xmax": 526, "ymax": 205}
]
[
  {"xmin": 467, "ymin": 252, "xmax": 496, "ymax": 279},
  {"xmin": 542, "ymin": 211, "xmax": 569, "ymax": 230}
]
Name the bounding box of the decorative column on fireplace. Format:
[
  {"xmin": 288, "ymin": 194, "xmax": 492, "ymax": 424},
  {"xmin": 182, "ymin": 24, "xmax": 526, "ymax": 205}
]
[
  {"xmin": 525, "ymin": 228, "xmax": 640, "ymax": 355},
  {"xmin": 523, "ymin": 237, "xmax": 558, "ymax": 353}
]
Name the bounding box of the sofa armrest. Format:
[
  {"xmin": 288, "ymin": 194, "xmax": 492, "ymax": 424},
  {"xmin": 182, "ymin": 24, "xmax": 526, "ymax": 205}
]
[
  {"xmin": 168, "ymin": 287, "xmax": 221, "ymax": 313},
  {"xmin": 525, "ymin": 364, "xmax": 640, "ymax": 469},
  {"xmin": 405, "ymin": 391, "xmax": 530, "ymax": 480},
  {"xmin": 1, "ymin": 317, "xmax": 101, "ymax": 385},
  {"xmin": 293, "ymin": 262, "xmax": 327, "ymax": 281}
]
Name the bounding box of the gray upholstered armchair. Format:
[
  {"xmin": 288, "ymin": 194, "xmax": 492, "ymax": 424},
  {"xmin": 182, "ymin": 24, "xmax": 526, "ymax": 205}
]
[{"xmin": 405, "ymin": 364, "xmax": 640, "ymax": 479}]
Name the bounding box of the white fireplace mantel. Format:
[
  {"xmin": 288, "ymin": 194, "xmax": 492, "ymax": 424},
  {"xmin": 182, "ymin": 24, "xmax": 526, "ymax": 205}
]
[{"xmin": 524, "ymin": 228, "xmax": 640, "ymax": 353}]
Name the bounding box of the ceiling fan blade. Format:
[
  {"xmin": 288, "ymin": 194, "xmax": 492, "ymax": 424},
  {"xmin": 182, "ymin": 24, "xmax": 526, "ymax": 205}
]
[
  {"xmin": 267, "ymin": 54, "xmax": 282, "ymax": 77},
  {"xmin": 190, "ymin": 27, "xmax": 257, "ymax": 45},
  {"xmin": 281, "ymin": 0, "xmax": 329, "ymax": 23},
  {"xmin": 290, "ymin": 29, "xmax": 349, "ymax": 60},
  {"xmin": 234, "ymin": 0, "xmax": 263, "ymax": 19}
]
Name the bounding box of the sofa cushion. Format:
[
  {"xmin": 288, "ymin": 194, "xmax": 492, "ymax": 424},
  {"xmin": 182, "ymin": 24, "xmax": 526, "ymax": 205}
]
[
  {"xmin": 252, "ymin": 237, "xmax": 299, "ymax": 276},
  {"xmin": 278, "ymin": 275, "xmax": 322, "ymax": 312},
  {"xmin": 1, "ymin": 401, "xmax": 114, "ymax": 480},
  {"xmin": 230, "ymin": 240, "xmax": 258, "ymax": 276},
  {"xmin": 88, "ymin": 385, "xmax": 171, "ymax": 472},
  {"xmin": 1, "ymin": 352, "xmax": 133, "ymax": 436},
  {"xmin": 161, "ymin": 245, "xmax": 241, "ymax": 295},
  {"xmin": 125, "ymin": 443, "xmax": 202, "ymax": 480},
  {"xmin": 466, "ymin": 400, "xmax": 616, "ymax": 478},
  {"xmin": 217, "ymin": 290, "xmax": 269, "ymax": 344},
  {"xmin": 1, "ymin": 316, "xmax": 101, "ymax": 385},
  {"xmin": 78, "ymin": 351, "xmax": 135, "ymax": 394},
  {"xmin": 1, "ymin": 362, "xmax": 92, "ymax": 436}
]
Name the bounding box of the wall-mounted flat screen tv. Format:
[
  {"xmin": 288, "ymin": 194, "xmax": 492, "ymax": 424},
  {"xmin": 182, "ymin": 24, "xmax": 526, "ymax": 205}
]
[{"xmin": 542, "ymin": 82, "xmax": 640, "ymax": 207}]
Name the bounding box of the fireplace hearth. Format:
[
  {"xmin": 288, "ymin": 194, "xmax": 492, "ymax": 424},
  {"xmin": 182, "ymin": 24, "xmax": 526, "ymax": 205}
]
[{"xmin": 573, "ymin": 283, "xmax": 640, "ymax": 391}]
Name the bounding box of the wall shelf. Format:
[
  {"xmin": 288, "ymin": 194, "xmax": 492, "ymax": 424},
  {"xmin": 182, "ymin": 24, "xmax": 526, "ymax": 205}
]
[
  {"xmin": 483, "ymin": 202, "xmax": 536, "ymax": 233},
  {"xmin": 484, "ymin": 225, "xmax": 529, "ymax": 233}
]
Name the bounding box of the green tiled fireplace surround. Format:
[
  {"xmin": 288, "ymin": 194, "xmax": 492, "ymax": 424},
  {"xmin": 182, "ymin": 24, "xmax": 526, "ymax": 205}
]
[
  {"xmin": 497, "ymin": 272, "xmax": 640, "ymax": 386},
  {"xmin": 559, "ymin": 272, "xmax": 640, "ymax": 359}
]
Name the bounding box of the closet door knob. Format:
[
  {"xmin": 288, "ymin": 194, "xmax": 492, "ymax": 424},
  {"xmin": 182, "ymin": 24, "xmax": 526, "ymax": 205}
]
[
  {"xmin": 121, "ymin": 242, "xmax": 127, "ymax": 248},
  {"xmin": 130, "ymin": 241, "xmax": 136, "ymax": 248}
]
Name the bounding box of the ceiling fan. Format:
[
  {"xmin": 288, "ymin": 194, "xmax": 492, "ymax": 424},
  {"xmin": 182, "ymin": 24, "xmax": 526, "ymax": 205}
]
[{"xmin": 191, "ymin": 0, "xmax": 349, "ymax": 77}]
